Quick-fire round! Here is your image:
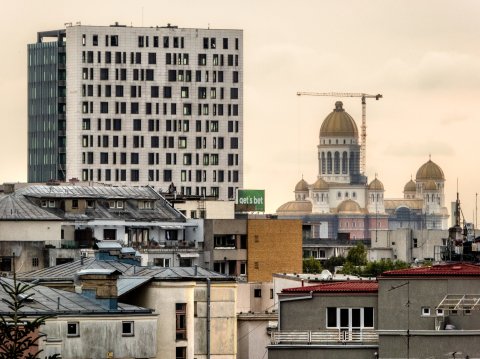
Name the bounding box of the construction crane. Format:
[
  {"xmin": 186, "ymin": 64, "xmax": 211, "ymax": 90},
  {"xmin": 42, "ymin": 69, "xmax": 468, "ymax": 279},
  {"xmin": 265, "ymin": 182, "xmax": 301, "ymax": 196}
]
[{"xmin": 296, "ymin": 92, "xmax": 382, "ymax": 175}]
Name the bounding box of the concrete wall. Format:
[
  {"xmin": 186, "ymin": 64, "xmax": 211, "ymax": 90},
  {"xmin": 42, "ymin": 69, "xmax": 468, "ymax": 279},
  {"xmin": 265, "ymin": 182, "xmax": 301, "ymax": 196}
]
[
  {"xmin": 128, "ymin": 280, "xmax": 237, "ymax": 359},
  {"xmin": 237, "ymin": 281, "xmax": 274, "ymax": 314},
  {"xmin": 370, "ymin": 229, "xmax": 447, "ymax": 263},
  {"xmin": 237, "ymin": 317, "xmax": 272, "ymax": 359},
  {"xmin": 40, "ymin": 315, "xmax": 157, "ymax": 358},
  {"xmin": 0, "ymin": 220, "xmax": 61, "ymax": 242},
  {"xmin": 174, "ymin": 200, "xmax": 235, "ymax": 219},
  {"xmin": 268, "ymin": 346, "xmax": 377, "ymax": 359},
  {"xmin": 279, "ymin": 294, "xmax": 377, "ymax": 331},
  {"xmin": 0, "ymin": 241, "xmax": 47, "ymax": 273},
  {"xmin": 247, "ymin": 219, "xmax": 302, "ymax": 282}
]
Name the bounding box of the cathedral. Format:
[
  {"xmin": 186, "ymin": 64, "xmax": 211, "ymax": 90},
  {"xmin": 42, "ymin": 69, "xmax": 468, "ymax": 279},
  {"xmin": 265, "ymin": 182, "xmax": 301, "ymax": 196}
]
[{"xmin": 276, "ymin": 101, "xmax": 449, "ymax": 240}]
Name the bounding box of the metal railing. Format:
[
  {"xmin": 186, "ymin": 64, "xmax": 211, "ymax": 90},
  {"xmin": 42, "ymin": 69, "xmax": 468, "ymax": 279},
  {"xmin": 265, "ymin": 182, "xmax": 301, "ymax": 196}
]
[{"xmin": 271, "ymin": 329, "xmax": 378, "ymax": 344}]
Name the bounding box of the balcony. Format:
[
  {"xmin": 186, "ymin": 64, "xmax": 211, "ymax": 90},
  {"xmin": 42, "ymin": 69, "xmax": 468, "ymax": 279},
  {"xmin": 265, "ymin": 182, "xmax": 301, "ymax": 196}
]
[{"xmin": 271, "ymin": 329, "xmax": 378, "ymax": 345}]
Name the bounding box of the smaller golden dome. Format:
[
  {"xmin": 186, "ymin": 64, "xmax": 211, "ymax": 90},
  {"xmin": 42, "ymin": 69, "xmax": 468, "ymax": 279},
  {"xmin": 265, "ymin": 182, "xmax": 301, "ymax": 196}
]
[
  {"xmin": 337, "ymin": 199, "xmax": 362, "ymax": 214},
  {"xmin": 416, "ymin": 159, "xmax": 445, "ymax": 181},
  {"xmin": 424, "ymin": 180, "xmax": 438, "ymax": 191},
  {"xmin": 404, "ymin": 179, "xmax": 416, "ymax": 192},
  {"xmin": 368, "ymin": 178, "xmax": 384, "ymax": 191},
  {"xmin": 294, "ymin": 179, "xmax": 309, "ymax": 192},
  {"xmin": 312, "ymin": 178, "xmax": 329, "ymax": 191},
  {"xmin": 277, "ymin": 200, "xmax": 312, "ymax": 214}
]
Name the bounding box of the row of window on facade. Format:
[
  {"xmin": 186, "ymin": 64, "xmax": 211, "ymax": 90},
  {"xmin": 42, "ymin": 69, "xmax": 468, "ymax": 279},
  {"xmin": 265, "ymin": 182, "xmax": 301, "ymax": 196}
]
[
  {"xmin": 81, "ymin": 135, "xmax": 238, "ymax": 152},
  {"xmin": 81, "ymin": 50, "xmax": 240, "ymax": 68},
  {"xmin": 40, "ymin": 198, "xmax": 153, "ymax": 210},
  {"xmin": 67, "ymin": 320, "xmax": 134, "ymax": 337},
  {"xmin": 82, "ymin": 118, "xmax": 239, "ymax": 134},
  {"xmin": 82, "ymin": 85, "xmax": 239, "ymax": 103},
  {"xmin": 320, "ymin": 151, "xmax": 360, "ymax": 175},
  {"xmin": 81, "ymin": 33, "xmax": 239, "ymax": 51},
  {"xmin": 81, "ymin": 167, "xmax": 239, "ymax": 184},
  {"xmin": 81, "ymin": 101, "xmax": 239, "ymax": 117}
]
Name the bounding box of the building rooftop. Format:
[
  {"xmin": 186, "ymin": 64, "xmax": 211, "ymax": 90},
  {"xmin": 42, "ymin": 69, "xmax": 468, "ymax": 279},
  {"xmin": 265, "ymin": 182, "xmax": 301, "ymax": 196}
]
[
  {"xmin": 380, "ymin": 263, "xmax": 480, "ymax": 278},
  {"xmin": 282, "ymin": 280, "xmax": 378, "ymax": 294},
  {"xmin": 18, "ymin": 258, "xmax": 233, "ymax": 285},
  {"xmin": 0, "ymin": 278, "xmax": 151, "ymax": 315},
  {"xmin": 1, "ymin": 184, "xmax": 185, "ymax": 223}
]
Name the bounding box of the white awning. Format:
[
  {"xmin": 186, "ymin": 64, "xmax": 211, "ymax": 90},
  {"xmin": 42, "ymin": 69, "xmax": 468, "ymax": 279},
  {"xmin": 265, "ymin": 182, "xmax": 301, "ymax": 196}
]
[
  {"xmin": 436, "ymin": 294, "xmax": 480, "ymax": 310},
  {"xmin": 178, "ymin": 253, "xmax": 200, "ymax": 258}
]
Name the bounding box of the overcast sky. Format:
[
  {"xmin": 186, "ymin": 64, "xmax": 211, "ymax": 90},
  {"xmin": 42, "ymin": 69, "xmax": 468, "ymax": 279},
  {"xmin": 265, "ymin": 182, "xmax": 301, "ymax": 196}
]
[{"xmin": 2, "ymin": 0, "xmax": 480, "ymax": 222}]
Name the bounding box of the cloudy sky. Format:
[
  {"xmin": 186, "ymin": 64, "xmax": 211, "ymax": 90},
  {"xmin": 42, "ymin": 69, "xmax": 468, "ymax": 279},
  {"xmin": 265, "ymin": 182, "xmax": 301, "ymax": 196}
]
[{"xmin": 1, "ymin": 0, "xmax": 480, "ymax": 222}]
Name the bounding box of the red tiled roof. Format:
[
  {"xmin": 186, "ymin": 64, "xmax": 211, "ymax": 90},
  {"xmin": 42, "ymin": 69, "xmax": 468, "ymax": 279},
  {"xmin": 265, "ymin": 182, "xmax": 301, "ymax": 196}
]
[
  {"xmin": 380, "ymin": 263, "xmax": 480, "ymax": 278},
  {"xmin": 282, "ymin": 281, "xmax": 378, "ymax": 294}
]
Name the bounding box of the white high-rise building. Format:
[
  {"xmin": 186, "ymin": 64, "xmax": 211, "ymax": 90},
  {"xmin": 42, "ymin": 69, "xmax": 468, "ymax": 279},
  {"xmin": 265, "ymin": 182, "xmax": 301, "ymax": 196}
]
[{"xmin": 28, "ymin": 24, "xmax": 243, "ymax": 200}]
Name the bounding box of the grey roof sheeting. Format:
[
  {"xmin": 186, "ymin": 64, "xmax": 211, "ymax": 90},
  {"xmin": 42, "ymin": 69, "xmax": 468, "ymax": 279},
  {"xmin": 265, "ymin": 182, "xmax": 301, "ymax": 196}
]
[
  {"xmin": 0, "ymin": 194, "xmax": 61, "ymax": 221},
  {"xmin": 0, "ymin": 278, "xmax": 152, "ymax": 315},
  {"xmin": 1, "ymin": 185, "xmax": 185, "ymax": 222},
  {"xmin": 17, "ymin": 185, "xmax": 160, "ymax": 200},
  {"xmin": 19, "ymin": 258, "xmax": 233, "ymax": 284},
  {"xmin": 117, "ymin": 277, "xmax": 152, "ymax": 296},
  {"xmin": 18, "ymin": 258, "xmax": 141, "ymax": 281}
]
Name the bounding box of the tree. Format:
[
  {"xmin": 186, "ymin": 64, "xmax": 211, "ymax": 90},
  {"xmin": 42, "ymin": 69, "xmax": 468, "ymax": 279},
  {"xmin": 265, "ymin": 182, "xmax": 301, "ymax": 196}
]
[
  {"xmin": 346, "ymin": 243, "xmax": 368, "ymax": 266},
  {"xmin": 303, "ymin": 257, "xmax": 323, "ymax": 274},
  {"xmin": 323, "ymin": 256, "xmax": 346, "ymax": 273},
  {"xmin": 0, "ymin": 272, "xmax": 59, "ymax": 358}
]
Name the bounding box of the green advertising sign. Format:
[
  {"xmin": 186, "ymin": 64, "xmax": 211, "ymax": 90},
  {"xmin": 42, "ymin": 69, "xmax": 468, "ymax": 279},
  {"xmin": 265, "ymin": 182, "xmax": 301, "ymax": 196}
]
[{"xmin": 236, "ymin": 189, "xmax": 265, "ymax": 212}]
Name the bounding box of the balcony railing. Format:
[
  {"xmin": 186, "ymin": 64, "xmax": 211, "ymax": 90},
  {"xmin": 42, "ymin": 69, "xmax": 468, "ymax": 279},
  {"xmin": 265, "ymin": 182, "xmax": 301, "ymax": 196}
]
[{"xmin": 271, "ymin": 329, "xmax": 378, "ymax": 345}]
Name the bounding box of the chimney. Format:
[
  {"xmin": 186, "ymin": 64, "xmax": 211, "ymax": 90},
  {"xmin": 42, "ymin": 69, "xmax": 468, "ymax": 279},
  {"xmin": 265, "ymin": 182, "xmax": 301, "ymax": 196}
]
[{"xmin": 76, "ymin": 269, "xmax": 120, "ymax": 310}]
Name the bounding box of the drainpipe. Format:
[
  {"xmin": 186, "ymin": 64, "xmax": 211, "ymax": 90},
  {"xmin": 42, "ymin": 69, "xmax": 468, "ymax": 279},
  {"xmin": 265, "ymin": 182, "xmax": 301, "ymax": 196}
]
[{"xmin": 206, "ymin": 278, "xmax": 211, "ymax": 359}]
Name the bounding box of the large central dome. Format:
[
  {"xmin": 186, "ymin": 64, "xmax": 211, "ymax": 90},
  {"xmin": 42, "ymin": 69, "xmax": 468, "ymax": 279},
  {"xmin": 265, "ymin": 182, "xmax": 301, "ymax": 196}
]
[{"xmin": 320, "ymin": 101, "xmax": 359, "ymax": 138}]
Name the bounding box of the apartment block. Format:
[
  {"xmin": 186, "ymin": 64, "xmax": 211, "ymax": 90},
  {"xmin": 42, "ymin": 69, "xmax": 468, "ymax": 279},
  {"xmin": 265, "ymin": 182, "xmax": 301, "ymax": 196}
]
[{"xmin": 28, "ymin": 24, "xmax": 243, "ymax": 200}]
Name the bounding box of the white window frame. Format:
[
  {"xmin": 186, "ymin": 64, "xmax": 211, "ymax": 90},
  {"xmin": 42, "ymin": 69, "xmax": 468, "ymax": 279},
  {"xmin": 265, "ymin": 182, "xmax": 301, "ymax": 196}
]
[
  {"xmin": 48, "ymin": 200, "xmax": 56, "ymax": 208},
  {"xmin": 116, "ymin": 201, "xmax": 124, "ymax": 209},
  {"xmin": 67, "ymin": 322, "xmax": 79, "ymax": 337},
  {"xmin": 421, "ymin": 307, "xmax": 431, "ymax": 316},
  {"xmin": 435, "ymin": 308, "xmax": 444, "ymax": 317},
  {"xmin": 326, "ymin": 307, "xmax": 374, "ymax": 330},
  {"xmin": 122, "ymin": 321, "xmax": 134, "ymax": 337}
]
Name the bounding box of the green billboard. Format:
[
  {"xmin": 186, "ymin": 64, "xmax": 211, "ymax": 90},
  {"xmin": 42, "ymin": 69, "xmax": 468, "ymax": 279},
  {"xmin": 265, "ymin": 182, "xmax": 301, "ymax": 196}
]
[{"xmin": 236, "ymin": 189, "xmax": 265, "ymax": 212}]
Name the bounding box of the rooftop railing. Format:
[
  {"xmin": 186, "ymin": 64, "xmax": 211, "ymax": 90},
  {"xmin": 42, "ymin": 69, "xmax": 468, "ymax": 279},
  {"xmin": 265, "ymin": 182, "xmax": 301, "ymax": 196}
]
[{"xmin": 271, "ymin": 329, "xmax": 378, "ymax": 345}]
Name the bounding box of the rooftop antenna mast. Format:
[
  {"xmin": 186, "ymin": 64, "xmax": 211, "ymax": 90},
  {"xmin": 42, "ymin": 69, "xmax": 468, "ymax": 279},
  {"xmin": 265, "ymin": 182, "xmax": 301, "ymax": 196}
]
[{"xmin": 296, "ymin": 92, "xmax": 383, "ymax": 175}]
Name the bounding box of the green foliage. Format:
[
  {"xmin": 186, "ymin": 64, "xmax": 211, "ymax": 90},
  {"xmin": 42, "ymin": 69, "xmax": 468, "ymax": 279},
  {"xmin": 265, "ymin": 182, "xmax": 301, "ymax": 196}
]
[
  {"xmin": 303, "ymin": 257, "xmax": 323, "ymax": 274},
  {"xmin": 341, "ymin": 258, "xmax": 410, "ymax": 277},
  {"xmin": 323, "ymin": 256, "xmax": 346, "ymax": 273},
  {"xmin": 361, "ymin": 259, "xmax": 410, "ymax": 277},
  {"xmin": 346, "ymin": 243, "xmax": 368, "ymax": 266},
  {"xmin": 0, "ymin": 277, "xmax": 59, "ymax": 359}
]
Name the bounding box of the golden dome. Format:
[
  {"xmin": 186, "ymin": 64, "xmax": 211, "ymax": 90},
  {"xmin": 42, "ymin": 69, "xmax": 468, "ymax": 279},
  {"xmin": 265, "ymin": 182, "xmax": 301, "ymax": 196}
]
[
  {"xmin": 277, "ymin": 200, "xmax": 312, "ymax": 214},
  {"xmin": 294, "ymin": 179, "xmax": 309, "ymax": 192},
  {"xmin": 312, "ymin": 178, "xmax": 329, "ymax": 191},
  {"xmin": 424, "ymin": 180, "xmax": 438, "ymax": 191},
  {"xmin": 404, "ymin": 179, "xmax": 416, "ymax": 192},
  {"xmin": 368, "ymin": 178, "xmax": 384, "ymax": 191},
  {"xmin": 337, "ymin": 199, "xmax": 362, "ymax": 214},
  {"xmin": 416, "ymin": 159, "xmax": 445, "ymax": 181},
  {"xmin": 320, "ymin": 101, "xmax": 359, "ymax": 138}
]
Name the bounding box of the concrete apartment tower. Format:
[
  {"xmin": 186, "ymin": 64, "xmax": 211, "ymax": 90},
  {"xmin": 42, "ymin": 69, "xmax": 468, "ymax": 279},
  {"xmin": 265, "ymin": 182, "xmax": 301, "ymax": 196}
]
[{"xmin": 28, "ymin": 24, "xmax": 243, "ymax": 200}]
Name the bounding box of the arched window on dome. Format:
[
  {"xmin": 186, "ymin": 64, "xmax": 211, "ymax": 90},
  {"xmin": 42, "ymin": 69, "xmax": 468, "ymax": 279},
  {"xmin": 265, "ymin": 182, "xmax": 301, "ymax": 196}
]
[
  {"xmin": 334, "ymin": 152, "xmax": 340, "ymax": 174},
  {"xmin": 336, "ymin": 139, "xmax": 338, "ymax": 144},
  {"xmin": 352, "ymin": 192, "xmax": 356, "ymax": 198},
  {"xmin": 342, "ymin": 151, "xmax": 348, "ymax": 174},
  {"xmin": 345, "ymin": 192, "xmax": 349, "ymax": 198},
  {"xmin": 321, "ymin": 193, "xmax": 324, "ymax": 202},
  {"xmin": 376, "ymin": 193, "xmax": 379, "ymax": 201},
  {"xmin": 321, "ymin": 152, "xmax": 326, "ymax": 174},
  {"xmin": 327, "ymin": 152, "xmax": 332, "ymax": 174},
  {"xmin": 371, "ymin": 194, "xmax": 374, "ymax": 203}
]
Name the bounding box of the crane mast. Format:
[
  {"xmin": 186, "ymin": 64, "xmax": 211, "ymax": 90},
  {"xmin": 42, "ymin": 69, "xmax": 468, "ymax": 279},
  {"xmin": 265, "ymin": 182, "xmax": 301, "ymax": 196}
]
[{"xmin": 297, "ymin": 92, "xmax": 382, "ymax": 175}]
